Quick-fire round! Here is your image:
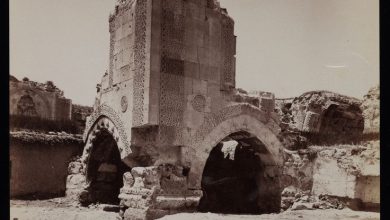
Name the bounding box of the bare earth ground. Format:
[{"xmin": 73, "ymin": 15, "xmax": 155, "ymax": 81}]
[
  {"xmin": 158, "ymin": 210, "xmax": 379, "ymax": 220},
  {"xmin": 10, "ymin": 199, "xmax": 379, "ymax": 220}
]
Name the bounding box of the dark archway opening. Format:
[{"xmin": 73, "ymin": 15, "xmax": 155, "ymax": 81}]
[
  {"xmin": 198, "ymin": 131, "xmax": 280, "ymax": 214},
  {"xmin": 85, "ymin": 130, "xmax": 130, "ymax": 205},
  {"xmin": 315, "ymin": 104, "xmax": 364, "ymax": 144}
]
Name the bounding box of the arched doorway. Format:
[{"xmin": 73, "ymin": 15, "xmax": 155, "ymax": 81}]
[
  {"xmin": 17, "ymin": 95, "xmax": 38, "ymax": 117},
  {"xmin": 197, "ymin": 131, "xmax": 281, "ymax": 214},
  {"xmin": 85, "ymin": 129, "xmax": 130, "ymax": 205}
]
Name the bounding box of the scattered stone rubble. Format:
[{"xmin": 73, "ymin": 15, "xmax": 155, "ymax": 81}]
[
  {"xmin": 118, "ymin": 165, "xmax": 201, "ymax": 220},
  {"xmin": 281, "ymin": 140, "xmax": 379, "ymax": 212},
  {"xmin": 275, "ymin": 91, "xmax": 364, "ymax": 147},
  {"xmin": 278, "ymin": 85, "xmax": 379, "ymax": 213}
]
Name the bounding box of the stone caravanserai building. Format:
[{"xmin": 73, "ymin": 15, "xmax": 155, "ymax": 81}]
[{"xmin": 67, "ymin": 0, "xmax": 285, "ymax": 219}]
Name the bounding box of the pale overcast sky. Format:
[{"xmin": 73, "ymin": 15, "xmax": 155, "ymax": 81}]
[{"xmin": 10, "ymin": 0, "xmax": 379, "ymax": 106}]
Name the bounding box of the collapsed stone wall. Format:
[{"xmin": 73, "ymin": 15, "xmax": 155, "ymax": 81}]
[
  {"xmin": 10, "ymin": 75, "xmax": 72, "ymax": 121},
  {"xmin": 361, "ymin": 85, "xmax": 380, "ymax": 135},
  {"xmin": 217, "ymin": 86, "xmax": 379, "ymax": 212},
  {"xmin": 275, "ymin": 91, "xmax": 364, "ymax": 147},
  {"xmin": 277, "ymin": 86, "xmax": 380, "ymax": 212},
  {"xmin": 10, "ymin": 76, "xmax": 93, "ymax": 134},
  {"xmin": 280, "ymin": 141, "xmax": 379, "ymax": 211},
  {"xmin": 233, "ymin": 89, "xmax": 276, "ymax": 114}
]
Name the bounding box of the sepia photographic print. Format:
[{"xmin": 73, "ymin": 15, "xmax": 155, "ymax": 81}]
[{"xmin": 9, "ymin": 0, "xmax": 379, "ymax": 219}]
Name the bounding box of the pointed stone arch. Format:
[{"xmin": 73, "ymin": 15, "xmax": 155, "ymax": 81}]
[
  {"xmin": 82, "ymin": 104, "xmax": 131, "ymax": 160},
  {"xmin": 78, "ymin": 116, "xmax": 132, "ymax": 205},
  {"xmin": 186, "ymin": 104, "xmax": 284, "ymax": 189},
  {"xmin": 82, "ymin": 116, "xmax": 131, "ymax": 164}
]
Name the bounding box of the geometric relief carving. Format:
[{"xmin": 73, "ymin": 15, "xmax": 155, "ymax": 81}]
[
  {"xmin": 109, "ymin": 31, "xmax": 115, "ymax": 87},
  {"xmin": 191, "ymin": 94, "xmax": 206, "ymax": 112},
  {"xmin": 161, "ymin": 4, "xmax": 184, "ymax": 60},
  {"xmin": 193, "ymin": 104, "xmax": 278, "ymax": 145},
  {"xmin": 302, "ymin": 111, "xmax": 320, "ymax": 133},
  {"xmin": 83, "ymin": 104, "xmax": 130, "ymax": 156},
  {"xmin": 159, "ymin": 1, "xmax": 186, "ymax": 129},
  {"xmin": 121, "ymin": 96, "xmax": 128, "ymax": 113},
  {"xmin": 132, "ymin": 0, "xmax": 148, "ymax": 126},
  {"xmin": 159, "ymin": 74, "xmax": 185, "ymax": 126},
  {"xmin": 220, "ymin": 17, "xmax": 235, "ymax": 87}
]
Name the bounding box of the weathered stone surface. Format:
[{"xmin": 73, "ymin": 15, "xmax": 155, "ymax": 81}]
[
  {"xmin": 311, "ymin": 142, "xmax": 379, "ymax": 204},
  {"xmin": 120, "ymin": 194, "xmax": 153, "ymax": 209},
  {"xmin": 122, "ymin": 172, "xmax": 135, "ymax": 188},
  {"xmin": 131, "ymin": 167, "xmax": 161, "ymax": 189},
  {"xmin": 155, "ymin": 196, "xmax": 187, "ymax": 210},
  {"xmin": 117, "ymin": 165, "xmax": 202, "ymax": 220},
  {"xmin": 124, "ymin": 207, "xmax": 149, "ymax": 220},
  {"xmin": 276, "ymin": 91, "xmax": 364, "ymax": 147},
  {"xmin": 281, "ymin": 149, "xmax": 315, "ymax": 191},
  {"xmin": 361, "ymin": 85, "xmax": 379, "ymax": 134},
  {"xmin": 279, "ymin": 139, "xmax": 379, "ymax": 213},
  {"xmin": 68, "ymin": 161, "xmax": 83, "ymax": 175},
  {"xmin": 291, "ymin": 202, "xmax": 314, "ymax": 211}
]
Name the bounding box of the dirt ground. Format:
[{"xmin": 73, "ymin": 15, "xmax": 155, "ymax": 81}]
[
  {"xmin": 10, "ymin": 199, "xmax": 379, "ymax": 220},
  {"xmin": 10, "ymin": 199, "xmax": 120, "ymax": 220},
  {"xmin": 159, "ymin": 210, "xmax": 379, "ymax": 220}
]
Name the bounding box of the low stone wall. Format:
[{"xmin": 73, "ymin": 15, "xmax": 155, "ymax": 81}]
[{"xmin": 10, "ymin": 131, "xmax": 83, "ymax": 199}]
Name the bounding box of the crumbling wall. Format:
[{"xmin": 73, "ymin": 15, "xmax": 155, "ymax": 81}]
[
  {"xmin": 361, "ymin": 85, "xmax": 379, "ymax": 135},
  {"xmin": 232, "ymin": 89, "xmax": 276, "ymax": 113},
  {"xmin": 71, "ymin": 104, "xmax": 93, "ymax": 133},
  {"xmin": 280, "ymin": 141, "xmax": 379, "ymax": 211},
  {"xmin": 10, "ymin": 75, "xmax": 72, "ymax": 121},
  {"xmin": 311, "ymin": 141, "xmax": 380, "ymax": 207},
  {"xmin": 278, "ymin": 87, "xmax": 379, "ymax": 212},
  {"xmin": 10, "ymin": 131, "xmax": 83, "ymax": 199},
  {"xmin": 281, "ymin": 148, "xmax": 316, "ymax": 192},
  {"xmin": 276, "ymin": 91, "xmax": 364, "ymax": 146}
]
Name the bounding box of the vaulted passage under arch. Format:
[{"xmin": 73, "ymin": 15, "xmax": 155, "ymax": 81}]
[
  {"xmin": 84, "ymin": 129, "xmax": 130, "ymax": 205},
  {"xmin": 198, "ymin": 131, "xmax": 281, "ymax": 214}
]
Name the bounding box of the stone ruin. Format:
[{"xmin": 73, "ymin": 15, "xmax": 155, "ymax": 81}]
[
  {"xmin": 10, "ymin": 75, "xmax": 71, "ymax": 120},
  {"xmin": 64, "ymin": 0, "xmax": 379, "ymax": 219},
  {"xmin": 273, "ymin": 87, "xmax": 379, "ymax": 212},
  {"xmin": 66, "ymin": 0, "xmax": 283, "ymax": 219},
  {"xmin": 9, "ymin": 75, "xmax": 93, "ymax": 133},
  {"xmin": 275, "ymin": 91, "xmax": 365, "ymax": 147}
]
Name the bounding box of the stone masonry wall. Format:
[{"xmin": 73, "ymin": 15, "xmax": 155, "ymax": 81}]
[{"xmin": 10, "ymin": 76, "xmax": 72, "ymax": 121}]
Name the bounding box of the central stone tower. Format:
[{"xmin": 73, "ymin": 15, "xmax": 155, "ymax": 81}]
[
  {"xmin": 107, "ymin": 0, "xmax": 236, "ymax": 129},
  {"xmin": 67, "ymin": 0, "xmax": 283, "ymax": 219},
  {"xmin": 90, "ymin": 0, "xmax": 239, "ymax": 170}
]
